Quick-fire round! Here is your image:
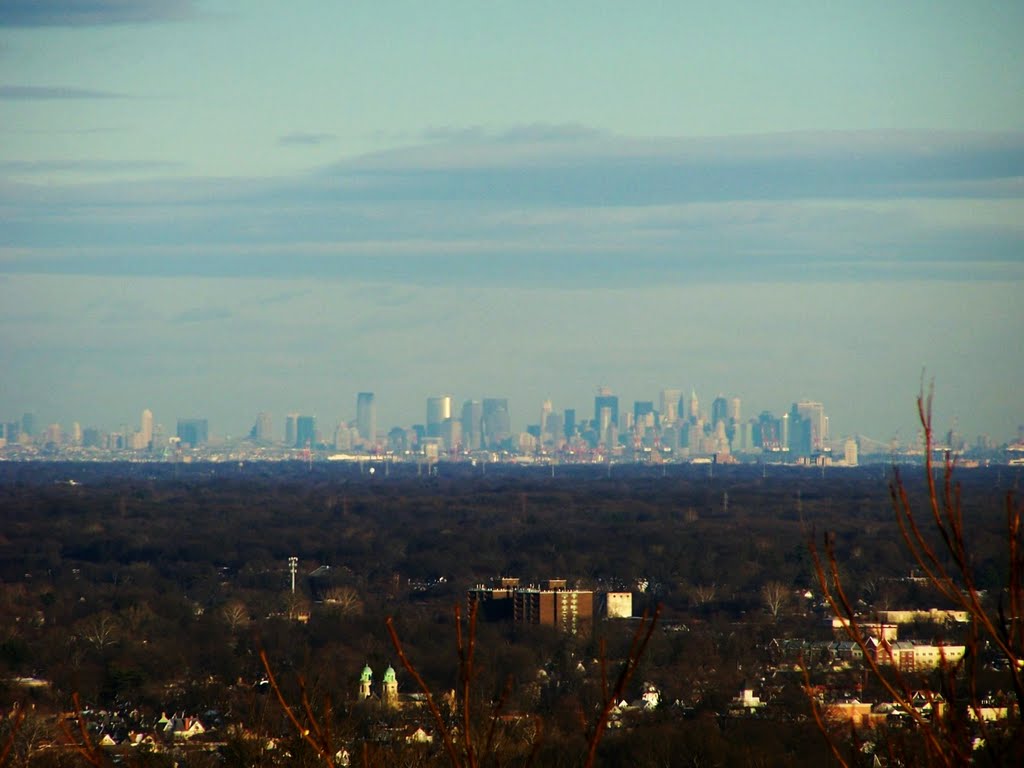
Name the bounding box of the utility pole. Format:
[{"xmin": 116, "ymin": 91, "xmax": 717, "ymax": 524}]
[{"xmin": 288, "ymin": 556, "xmax": 298, "ymax": 595}]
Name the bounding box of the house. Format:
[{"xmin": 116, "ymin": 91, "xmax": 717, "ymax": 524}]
[
  {"xmin": 639, "ymin": 683, "xmax": 660, "ymax": 710},
  {"xmin": 404, "ymin": 726, "xmax": 433, "ymax": 744},
  {"xmin": 730, "ymin": 684, "xmax": 762, "ymax": 712},
  {"xmin": 161, "ymin": 713, "xmax": 206, "ymax": 740}
]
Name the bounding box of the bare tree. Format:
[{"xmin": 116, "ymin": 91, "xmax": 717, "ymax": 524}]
[
  {"xmin": 761, "ymin": 581, "xmax": 789, "ymax": 620},
  {"xmin": 690, "ymin": 584, "xmax": 717, "ymax": 608},
  {"xmin": 807, "ymin": 385, "xmax": 1024, "ymax": 767},
  {"xmin": 78, "ymin": 612, "xmax": 118, "ymax": 652},
  {"xmin": 323, "ymin": 586, "xmax": 364, "ymax": 616},
  {"xmin": 384, "ymin": 601, "xmax": 661, "ymax": 768},
  {"xmin": 0, "ymin": 704, "xmax": 50, "ymax": 768},
  {"xmin": 222, "ymin": 600, "xmax": 250, "ymax": 633}
]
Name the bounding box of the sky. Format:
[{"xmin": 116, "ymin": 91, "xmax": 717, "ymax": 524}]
[{"xmin": 1, "ymin": 1, "xmax": 1023, "ymax": 444}]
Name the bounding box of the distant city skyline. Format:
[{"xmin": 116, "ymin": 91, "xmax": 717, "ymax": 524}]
[{"xmin": 3, "ymin": 376, "xmax": 1019, "ymax": 450}]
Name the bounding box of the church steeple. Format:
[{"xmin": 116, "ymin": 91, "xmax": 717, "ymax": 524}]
[
  {"xmin": 359, "ymin": 664, "xmax": 373, "ymax": 700},
  {"xmin": 382, "ymin": 665, "xmax": 398, "ymax": 707}
]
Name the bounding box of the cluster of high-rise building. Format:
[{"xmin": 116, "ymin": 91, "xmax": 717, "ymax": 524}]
[
  {"xmin": 5, "ymin": 388, "xmax": 1021, "ymax": 462},
  {"xmin": 0, "ymin": 387, "xmax": 843, "ymax": 463}
]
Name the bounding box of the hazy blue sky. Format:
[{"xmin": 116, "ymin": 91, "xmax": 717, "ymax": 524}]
[{"xmin": 2, "ymin": 1, "xmax": 1022, "ymax": 443}]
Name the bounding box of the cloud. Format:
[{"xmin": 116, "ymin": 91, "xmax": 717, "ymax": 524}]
[
  {"xmin": 0, "ymin": 159, "xmax": 181, "ymax": 174},
  {"xmin": 277, "ymin": 132, "xmax": 336, "ymax": 147},
  {"xmin": 0, "ymin": 130, "xmax": 1021, "ymax": 284},
  {"xmin": 420, "ymin": 122, "xmax": 603, "ymax": 144},
  {"xmin": 0, "ymin": 1, "xmax": 195, "ymax": 27},
  {"xmin": 0, "ymin": 85, "xmax": 127, "ymax": 100}
]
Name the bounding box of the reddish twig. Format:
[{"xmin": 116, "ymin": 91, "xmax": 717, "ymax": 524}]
[
  {"xmin": 386, "ymin": 615, "xmax": 464, "ymax": 768},
  {"xmin": 259, "ymin": 649, "xmax": 336, "ymax": 767},
  {"xmin": 0, "ymin": 706, "xmax": 26, "ymax": 768},
  {"xmin": 583, "ymin": 604, "xmax": 661, "ymax": 768}
]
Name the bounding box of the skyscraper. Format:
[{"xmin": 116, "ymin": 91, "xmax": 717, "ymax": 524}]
[
  {"xmin": 594, "ymin": 389, "xmax": 619, "ymax": 430},
  {"xmin": 540, "ymin": 399, "xmax": 553, "ymax": 440},
  {"xmin": 711, "ymin": 395, "xmax": 728, "ymax": 427},
  {"xmin": 660, "ymin": 388, "xmax": 681, "ymax": 425},
  {"xmin": 45, "ymin": 423, "xmax": 62, "ymax": 446},
  {"xmin": 140, "ymin": 409, "xmax": 153, "ymax": 449},
  {"xmin": 356, "ymin": 392, "xmax": 376, "ymax": 444},
  {"xmin": 426, "ymin": 396, "xmax": 452, "ymax": 438},
  {"xmin": 21, "ymin": 412, "xmax": 35, "ymax": 441},
  {"xmin": 285, "ymin": 413, "xmax": 299, "ymax": 447},
  {"xmin": 844, "ymin": 438, "xmax": 858, "ymax": 466},
  {"xmin": 296, "ymin": 415, "xmax": 316, "ymax": 448},
  {"xmin": 461, "ymin": 399, "xmax": 483, "ymax": 451},
  {"xmin": 688, "ymin": 389, "xmax": 699, "ymax": 422},
  {"xmin": 441, "ymin": 417, "xmax": 462, "ymax": 453},
  {"xmin": 563, "ymin": 408, "xmax": 576, "ymax": 439},
  {"xmin": 176, "ymin": 418, "xmax": 208, "ymax": 447},
  {"xmin": 482, "ymin": 398, "xmax": 511, "ymax": 449},
  {"xmin": 252, "ymin": 411, "xmax": 273, "ymax": 442},
  {"xmin": 633, "ymin": 401, "xmax": 655, "ymax": 429},
  {"xmin": 795, "ymin": 400, "xmax": 828, "ymax": 453},
  {"xmin": 728, "ymin": 397, "xmax": 741, "ymax": 424}
]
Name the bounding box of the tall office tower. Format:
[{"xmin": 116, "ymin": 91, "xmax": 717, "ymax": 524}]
[
  {"xmin": 540, "ymin": 399, "xmax": 553, "ymax": 439},
  {"xmin": 660, "ymin": 388, "xmax": 681, "ymax": 425},
  {"xmin": 285, "ymin": 413, "xmax": 299, "ymax": 447},
  {"xmin": 482, "ymin": 398, "xmax": 511, "ymax": 449},
  {"xmin": 711, "ymin": 395, "xmax": 728, "ymax": 427},
  {"xmin": 688, "ymin": 389, "xmax": 699, "ymax": 422},
  {"xmin": 334, "ymin": 422, "xmax": 352, "ymax": 450},
  {"xmin": 795, "ymin": 400, "xmax": 827, "ymax": 452},
  {"xmin": 563, "ymin": 408, "xmax": 576, "ymax": 439},
  {"xmin": 781, "ymin": 412, "xmax": 790, "ymax": 451},
  {"xmin": 844, "ymin": 438, "xmax": 858, "ymax": 466},
  {"xmin": 296, "ymin": 415, "xmax": 316, "ymax": 448},
  {"xmin": 71, "ymin": 422, "xmax": 82, "ymax": 446},
  {"xmin": 599, "ymin": 405, "xmax": 613, "ymax": 446},
  {"xmin": 356, "ymin": 392, "xmax": 376, "ymax": 443},
  {"xmin": 728, "ymin": 397, "xmax": 741, "ymax": 423},
  {"xmin": 45, "ymin": 423, "xmax": 62, "ymax": 446},
  {"xmin": 788, "ymin": 405, "xmax": 812, "ymax": 456},
  {"xmin": 756, "ymin": 411, "xmax": 780, "ymax": 451},
  {"xmin": 736, "ymin": 419, "xmax": 753, "ymax": 451},
  {"xmin": 426, "ymin": 396, "xmax": 452, "ymax": 438},
  {"xmin": 594, "ymin": 390, "xmax": 619, "ymax": 429},
  {"xmin": 461, "ymin": 400, "xmax": 483, "ymax": 451},
  {"xmin": 619, "ymin": 411, "xmax": 633, "ymax": 432},
  {"xmin": 21, "ymin": 412, "xmax": 35, "ymax": 440},
  {"xmin": 176, "ymin": 418, "xmax": 209, "ymax": 447},
  {"xmin": 140, "ymin": 409, "xmax": 154, "ymax": 448},
  {"xmin": 253, "ymin": 411, "xmax": 273, "ymax": 442},
  {"xmin": 545, "ymin": 412, "xmax": 564, "ymax": 446},
  {"xmin": 634, "ymin": 401, "xmax": 655, "ymax": 429},
  {"xmin": 441, "ymin": 418, "xmax": 462, "ymax": 453}
]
